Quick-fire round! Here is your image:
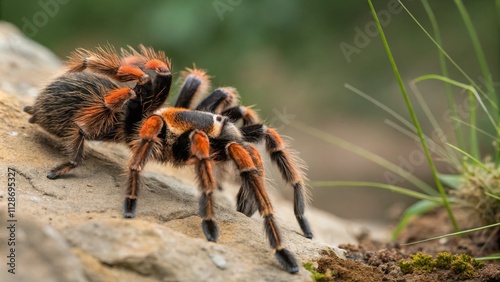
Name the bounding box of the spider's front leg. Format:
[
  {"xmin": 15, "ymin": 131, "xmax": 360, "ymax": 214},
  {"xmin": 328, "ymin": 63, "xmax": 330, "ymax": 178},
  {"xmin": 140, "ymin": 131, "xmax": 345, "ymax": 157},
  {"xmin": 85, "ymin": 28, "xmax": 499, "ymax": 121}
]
[
  {"xmin": 125, "ymin": 115, "xmax": 165, "ymax": 217},
  {"xmin": 227, "ymin": 142, "xmax": 299, "ymax": 273},
  {"xmin": 189, "ymin": 130, "xmax": 219, "ymax": 242},
  {"xmin": 124, "ymin": 47, "xmax": 173, "ymax": 141}
]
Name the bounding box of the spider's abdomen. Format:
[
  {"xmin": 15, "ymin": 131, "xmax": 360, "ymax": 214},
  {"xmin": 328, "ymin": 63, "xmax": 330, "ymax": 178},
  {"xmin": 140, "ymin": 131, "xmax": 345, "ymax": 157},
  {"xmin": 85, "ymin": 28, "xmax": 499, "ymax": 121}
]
[{"xmin": 26, "ymin": 72, "xmax": 122, "ymax": 138}]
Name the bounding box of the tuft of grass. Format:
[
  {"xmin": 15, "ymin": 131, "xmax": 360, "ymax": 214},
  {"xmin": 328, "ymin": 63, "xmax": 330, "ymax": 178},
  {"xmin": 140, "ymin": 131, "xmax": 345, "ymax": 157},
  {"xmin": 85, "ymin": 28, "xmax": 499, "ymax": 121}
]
[
  {"xmin": 368, "ymin": 0, "xmax": 458, "ymax": 231},
  {"xmin": 300, "ymin": 0, "xmax": 499, "ymax": 254}
]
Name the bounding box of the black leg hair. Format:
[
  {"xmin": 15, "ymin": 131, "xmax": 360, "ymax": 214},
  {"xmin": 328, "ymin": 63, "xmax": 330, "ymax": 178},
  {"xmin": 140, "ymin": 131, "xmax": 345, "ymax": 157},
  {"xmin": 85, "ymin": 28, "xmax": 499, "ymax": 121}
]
[
  {"xmin": 235, "ymin": 144, "xmax": 262, "ymax": 217},
  {"xmin": 240, "ymin": 124, "xmax": 313, "ymax": 239},
  {"xmin": 196, "ymin": 87, "xmax": 238, "ymax": 114},
  {"xmin": 174, "ymin": 68, "xmax": 210, "ymax": 109},
  {"xmin": 227, "ymin": 142, "xmax": 299, "ymax": 273},
  {"xmin": 222, "ymin": 106, "xmax": 260, "ymax": 126}
]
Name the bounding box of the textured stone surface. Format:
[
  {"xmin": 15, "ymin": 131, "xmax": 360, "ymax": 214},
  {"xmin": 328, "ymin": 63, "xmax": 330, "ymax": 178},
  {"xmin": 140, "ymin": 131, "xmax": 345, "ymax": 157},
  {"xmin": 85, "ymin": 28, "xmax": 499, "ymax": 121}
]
[
  {"xmin": 0, "ymin": 21, "xmax": 387, "ymax": 282},
  {"xmin": 0, "ymin": 21, "xmax": 61, "ymax": 100}
]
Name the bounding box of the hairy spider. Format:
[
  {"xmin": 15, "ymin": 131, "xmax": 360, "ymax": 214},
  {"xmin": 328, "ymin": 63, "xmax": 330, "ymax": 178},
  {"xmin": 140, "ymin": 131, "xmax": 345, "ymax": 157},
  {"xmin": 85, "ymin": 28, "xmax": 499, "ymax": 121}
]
[{"xmin": 24, "ymin": 45, "xmax": 312, "ymax": 273}]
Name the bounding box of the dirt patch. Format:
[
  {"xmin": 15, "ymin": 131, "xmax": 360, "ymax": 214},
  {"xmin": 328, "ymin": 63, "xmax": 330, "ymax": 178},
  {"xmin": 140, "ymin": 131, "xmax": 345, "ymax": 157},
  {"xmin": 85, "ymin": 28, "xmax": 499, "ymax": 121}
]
[{"xmin": 306, "ymin": 208, "xmax": 500, "ymax": 282}]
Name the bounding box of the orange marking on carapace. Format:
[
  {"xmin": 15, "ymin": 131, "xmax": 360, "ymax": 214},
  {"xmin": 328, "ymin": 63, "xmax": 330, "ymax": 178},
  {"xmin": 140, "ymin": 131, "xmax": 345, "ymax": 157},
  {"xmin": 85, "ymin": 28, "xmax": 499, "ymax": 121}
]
[
  {"xmin": 191, "ymin": 132, "xmax": 210, "ymax": 159},
  {"xmin": 161, "ymin": 108, "xmax": 192, "ymax": 132},
  {"xmin": 105, "ymin": 87, "xmax": 134, "ymax": 111},
  {"xmin": 117, "ymin": 65, "xmax": 146, "ymax": 78},
  {"xmin": 228, "ymin": 143, "xmax": 255, "ymax": 171},
  {"xmin": 145, "ymin": 59, "xmax": 169, "ymax": 72},
  {"xmin": 160, "ymin": 108, "xmax": 214, "ymax": 135},
  {"xmin": 139, "ymin": 116, "xmax": 163, "ymax": 139}
]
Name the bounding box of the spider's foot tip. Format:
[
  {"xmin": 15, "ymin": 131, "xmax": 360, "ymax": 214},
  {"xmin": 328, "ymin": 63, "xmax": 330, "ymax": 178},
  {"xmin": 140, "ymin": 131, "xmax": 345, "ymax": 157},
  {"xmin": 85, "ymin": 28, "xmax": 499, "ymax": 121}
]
[
  {"xmin": 46, "ymin": 171, "xmax": 59, "ymax": 180},
  {"xmin": 305, "ymin": 232, "xmax": 313, "ymax": 239},
  {"xmin": 123, "ymin": 213, "xmax": 135, "ymax": 219},
  {"xmin": 202, "ymin": 219, "xmax": 219, "ymax": 242},
  {"xmin": 123, "ymin": 198, "xmax": 137, "ymax": 218},
  {"xmin": 275, "ymin": 248, "xmax": 299, "ymax": 274}
]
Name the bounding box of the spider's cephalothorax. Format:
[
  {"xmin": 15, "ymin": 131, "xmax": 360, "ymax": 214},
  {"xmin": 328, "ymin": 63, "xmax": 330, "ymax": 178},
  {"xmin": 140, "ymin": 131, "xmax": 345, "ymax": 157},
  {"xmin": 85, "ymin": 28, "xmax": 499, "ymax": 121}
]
[{"xmin": 24, "ymin": 45, "xmax": 312, "ymax": 273}]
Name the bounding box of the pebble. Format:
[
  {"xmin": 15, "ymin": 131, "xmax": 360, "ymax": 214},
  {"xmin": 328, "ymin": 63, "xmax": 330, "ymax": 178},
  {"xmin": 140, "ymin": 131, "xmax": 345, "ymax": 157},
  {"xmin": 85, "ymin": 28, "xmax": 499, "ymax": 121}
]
[{"xmin": 209, "ymin": 253, "xmax": 227, "ymax": 270}]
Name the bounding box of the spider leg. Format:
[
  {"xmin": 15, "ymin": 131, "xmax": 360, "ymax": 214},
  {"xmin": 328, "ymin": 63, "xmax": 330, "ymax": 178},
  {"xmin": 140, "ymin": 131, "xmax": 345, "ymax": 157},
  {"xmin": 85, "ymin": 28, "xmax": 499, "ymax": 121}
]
[
  {"xmin": 66, "ymin": 46, "xmax": 149, "ymax": 83},
  {"xmin": 195, "ymin": 87, "xmax": 239, "ymax": 114},
  {"xmin": 241, "ymin": 124, "xmax": 313, "ymax": 239},
  {"xmin": 235, "ymin": 144, "xmax": 261, "ymax": 217},
  {"xmin": 174, "ymin": 67, "xmax": 211, "ymax": 109},
  {"xmin": 222, "ymin": 106, "xmax": 260, "ymax": 126},
  {"xmin": 124, "ymin": 48, "xmax": 173, "ymax": 141},
  {"xmin": 47, "ymin": 128, "xmax": 85, "ymax": 179},
  {"xmin": 227, "ymin": 142, "xmax": 299, "ymax": 274},
  {"xmin": 190, "ymin": 130, "xmax": 219, "ymax": 242},
  {"xmin": 124, "ymin": 115, "xmax": 164, "ymax": 218},
  {"xmin": 195, "ymin": 87, "xmax": 259, "ymax": 125},
  {"xmin": 47, "ymin": 87, "xmax": 135, "ymax": 179}
]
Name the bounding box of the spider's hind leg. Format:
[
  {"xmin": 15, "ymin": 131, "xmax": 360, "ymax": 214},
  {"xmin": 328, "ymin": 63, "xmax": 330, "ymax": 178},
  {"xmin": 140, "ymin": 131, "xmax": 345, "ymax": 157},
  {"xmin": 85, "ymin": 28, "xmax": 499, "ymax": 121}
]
[
  {"xmin": 47, "ymin": 128, "xmax": 85, "ymax": 179},
  {"xmin": 227, "ymin": 142, "xmax": 299, "ymax": 273},
  {"xmin": 241, "ymin": 124, "xmax": 313, "ymax": 239}
]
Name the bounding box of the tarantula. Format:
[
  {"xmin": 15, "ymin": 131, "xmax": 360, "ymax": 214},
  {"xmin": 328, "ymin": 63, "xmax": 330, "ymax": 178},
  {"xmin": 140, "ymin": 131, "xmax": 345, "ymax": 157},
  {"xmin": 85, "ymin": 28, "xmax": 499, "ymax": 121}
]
[{"xmin": 24, "ymin": 45, "xmax": 312, "ymax": 273}]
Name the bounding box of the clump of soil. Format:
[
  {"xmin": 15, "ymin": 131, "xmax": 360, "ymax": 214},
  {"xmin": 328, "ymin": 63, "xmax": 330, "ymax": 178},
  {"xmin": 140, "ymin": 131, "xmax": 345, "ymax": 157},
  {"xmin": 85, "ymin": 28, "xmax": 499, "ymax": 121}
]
[{"xmin": 306, "ymin": 208, "xmax": 500, "ymax": 282}]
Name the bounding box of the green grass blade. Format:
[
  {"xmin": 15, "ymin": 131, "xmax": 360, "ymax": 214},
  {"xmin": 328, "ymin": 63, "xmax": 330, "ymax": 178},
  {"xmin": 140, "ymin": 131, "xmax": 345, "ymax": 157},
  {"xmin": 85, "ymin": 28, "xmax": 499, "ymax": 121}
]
[
  {"xmin": 421, "ymin": 0, "xmax": 465, "ymax": 151},
  {"xmin": 454, "ymin": 0, "xmax": 496, "ymax": 105},
  {"xmin": 404, "ymin": 222, "xmax": 500, "ymax": 246},
  {"xmin": 450, "ymin": 117, "xmax": 497, "ymax": 140},
  {"xmin": 369, "ymin": 0, "xmax": 459, "ymax": 231},
  {"xmin": 290, "ymin": 121, "xmax": 438, "ymax": 196},
  {"xmin": 476, "ymin": 254, "xmax": 500, "ymax": 261},
  {"xmin": 409, "ymin": 81, "xmax": 461, "ymax": 164},
  {"xmin": 438, "ymin": 174, "xmax": 463, "ymax": 189},
  {"xmin": 446, "ymin": 143, "xmax": 491, "ymax": 173},
  {"xmin": 412, "ymin": 75, "xmax": 498, "ymax": 132},
  {"xmin": 345, "ymin": 83, "xmax": 459, "ymax": 166},
  {"xmin": 391, "ymin": 200, "xmax": 440, "ymax": 240},
  {"xmin": 468, "ymin": 90, "xmax": 479, "ymax": 159},
  {"xmin": 384, "ymin": 119, "xmax": 459, "ymax": 167},
  {"xmin": 344, "ymin": 83, "xmax": 415, "ymax": 131},
  {"xmin": 485, "ymin": 191, "xmax": 500, "ymax": 201},
  {"xmin": 311, "ymin": 181, "xmax": 442, "ymax": 203},
  {"xmin": 398, "ymin": 1, "xmax": 496, "ymax": 108}
]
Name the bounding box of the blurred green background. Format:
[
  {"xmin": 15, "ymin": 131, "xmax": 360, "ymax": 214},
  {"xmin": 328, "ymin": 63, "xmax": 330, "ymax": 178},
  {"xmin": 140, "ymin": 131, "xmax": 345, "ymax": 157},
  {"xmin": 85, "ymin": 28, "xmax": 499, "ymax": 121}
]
[{"xmin": 1, "ymin": 0, "xmax": 498, "ymax": 223}]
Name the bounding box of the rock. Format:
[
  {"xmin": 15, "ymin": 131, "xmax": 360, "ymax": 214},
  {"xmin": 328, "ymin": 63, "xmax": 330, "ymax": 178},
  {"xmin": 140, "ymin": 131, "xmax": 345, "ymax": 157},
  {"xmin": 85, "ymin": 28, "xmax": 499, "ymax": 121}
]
[
  {"xmin": 0, "ymin": 21, "xmax": 62, "ymax": 100},
  {"xmin": 0, "ymin": 21, "xmax": 387, "ymax": 282},
  {"xmin": 0, "ymin": 213, "xmax": 87, "ymax": 282}
]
